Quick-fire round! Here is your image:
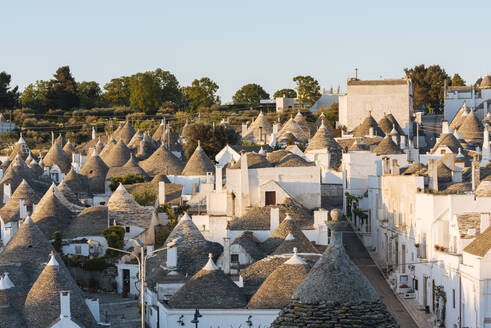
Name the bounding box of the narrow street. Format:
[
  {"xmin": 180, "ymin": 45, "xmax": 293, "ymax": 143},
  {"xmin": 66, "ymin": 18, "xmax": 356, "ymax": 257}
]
[{"xmin": 343, "ymin": 227, "xmax": 419, "ymax": 328}]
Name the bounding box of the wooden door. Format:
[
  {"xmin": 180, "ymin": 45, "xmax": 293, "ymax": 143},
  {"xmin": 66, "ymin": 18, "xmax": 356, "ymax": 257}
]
[{"xmin": 265, "ymin": 191, "xmax": 276, "ymax": 205}]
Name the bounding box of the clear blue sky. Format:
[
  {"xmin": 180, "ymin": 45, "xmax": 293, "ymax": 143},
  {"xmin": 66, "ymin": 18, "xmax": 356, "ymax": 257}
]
[{"xmin": 2, "ymin": 0, "xmax": 490, "ymax": 103}]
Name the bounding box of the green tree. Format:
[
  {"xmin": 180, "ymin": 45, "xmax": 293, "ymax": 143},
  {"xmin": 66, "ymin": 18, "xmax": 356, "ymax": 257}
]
[
  {"xmin": 182, "ymin": 77, "xmax": 220, "ymax": 112},
  {"xmin": 152, "ymin": 68, "xmax": 182, "ymax": 105},
  {"xmin": 103, "ymin": 226, "xmax": 125, "ymax": 257},
  {"xmin": 404, "ymin": 64, "xmax": 450, "ymax": 113},
  {"xmin": 293, "ymin": 75, "xmax": 320, "ymax": 107},
  {"xmin": 232, "ymin": 83, "xmax": 269, "ymax": 105},
  {"xmin": 77, "ymin": 81, "xmax": 102, "ymax": 109},
  {"xmin": 129, "ymin": 72, "xmax": 161, "ymax": 113},
  {"xmin": 273, "ymin": 88, "xmax": 297, "ymax": 99},
  {"xmin": 103, "ymin": 77, "xmax": 131, "ymax": 107},
  {"xmin": 0, "ymin": 71, "xmax": 19, "ymax": 109},
  {"xmin": 183, "ymin": 122, "xmax": 239, "ymax": 159},
  {"xmin": 451, "ymin": 73, "xmax": 466, "ymax": 87},
  {"xmin": 53, "ymin": 231, "xmax": 62, "ymax": 253},
  {"xmin": 20, "ymin": 80, "xmax": 49, "ymax": 110},
  {"xmin": 46, "ymin": 66, "xmax": 79, "ymax": 110}
]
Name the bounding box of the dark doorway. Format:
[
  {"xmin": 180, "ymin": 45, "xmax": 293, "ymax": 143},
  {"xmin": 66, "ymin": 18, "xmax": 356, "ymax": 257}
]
[
  {"xmin": 122, "ymin": 269, "xmax": 130, "ymax": 295},
  {"xmin": 265, "ymin": 191, "xmax": 276, "ymax": 205}
]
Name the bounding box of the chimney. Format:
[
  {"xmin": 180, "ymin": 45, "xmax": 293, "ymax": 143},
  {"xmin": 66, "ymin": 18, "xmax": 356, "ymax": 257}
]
[
  {"xmin": 215, "ymin": 165, "xmax": 223, "ymax": 192},
  {"xmin": 369, "ymin": 127, "xmax": 374, "ymax": 137},
  {"xmin": 241, "ymin": 123, "xmax": 248, "ymax": 138},
  {"xmin": 91, "ymin": 126, "xmax": 96, "ymax": 140},
  {"xmin": 314, "ymin": 209, "xmax": 329, "ymax": 226},
  {"xmin": 481, "ymin": 124, "xmax": 490, "ymax": 166},
  {"xmin": 59, "ymin": 291, "xmax": 71, "ymax": 319},
  {"xmin": 273, "ymin": 123, "xmax": 279, "ymax": 134},
  {"xmin": 3, "ymin": 184, "xmax": 11, "ymax": 204},
  {"xmin": 239, "ymin": 152, "xmax": 250, "ymax": 215},
  {"xmin": 166, "ymin": 246, "xmax": 177, "ymax": 269},
  {"xmin": 472, "ymin": 156, "xmax": 480, "ymax": 192},
  {"xmin": 223, "ymin": 237, "xmax": 231, "ymax": 274},
  {"xmin": 391, "ymin": 159, "xmax": 400, "ymax": 175},
  {"xmin": 400, "ymin": 135, "xmax": 406, "ymax": 150},
  {"xmin": 480, "ymin": 213, "xmax": 490, "ymax": 233},
  {"xmin": 428, "ymin": 159, "xmax": 438, "ymax": 192},
  {"xmin": 452, "ymin": 166, "xmax": 462, "ymax": 183},
  {"xmin": 382, "ymin": 157, "xmax": 391, "ymax": 175},
  {"xmin": 442, "ymin": 120, "xmax": 450, "ymax": 134},
  {"xmin": 158, "ymin": 181, "xmax": 166, "ymax": 206},
  {"xmin": 19, "ymin": 200, "xmax": 27, "ymax": 219},
  {"xmin": 51, "ymin": 131, "xmax": 55, "ymax": 145},
  {"xmin": 270, "ymin": 207, "xmax": 280, "ymax": 232}
]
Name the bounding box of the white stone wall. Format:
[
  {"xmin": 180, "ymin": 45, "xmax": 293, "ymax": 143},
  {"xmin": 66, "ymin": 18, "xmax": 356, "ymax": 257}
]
[
  {"xmin": 158, "ymin": 303, "xmax": 279, "ymax": 328},
  {"xmin": 226, "ymin": 166, "xmax": 321, "ymax": 210},
  {"xmin": 338, "ymin": 80, "xmax": 413, "ymax": 135}
]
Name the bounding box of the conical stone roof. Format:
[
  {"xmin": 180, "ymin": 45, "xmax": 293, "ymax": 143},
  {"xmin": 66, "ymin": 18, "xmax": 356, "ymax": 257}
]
[
  {"xmin": 431, "ymin": 132, "xmax": 462, "ymax": 154},
  {"xmin": 352, "ymin": 112, "xmax": 385, "ymax": 138},
  {"xmin": 99, "ymin": 136, "xmax": 117, "ymax": 158},
  {"xmin": 450, "ymin": 102, "xmax": 469, "ymax": 131},
  {"xmin": 63, "ymin": 168, "xmax": 89, "ymax": 195},
  {"xmin": 31, "ymin": 186, "xmax": 75, "ymax": 238},
  {"xmin": 43, "ymin": 142, "xmax": 71, "ymax": 174},
  {"xmin": 106, "ymin": 153, "xmax": 149, "ymax": 180},
  {"xmin": 277, "ymin": 117, "xmax": 309, "ymax": 143},
  {"xmin": 262, "ymin": 215, "xmax": 319, "ymax": 255},
  {"xmin": 79, "ymin": 150, "xmax": 109, "ymax": 194},
  {"xmin": 458, "ymin": 109, "xmax": 484, "ymax": 144},
  {"xmin": 0, "ymin": 180, "xmax": 41, "ymax": 223},
  {"xmin": 168, "ymin": 254, "xmax": 247, "ymax": 309},
  {"xmin": 182, "ymin": 143, "xmax": 215, "ymax": 176},
  {"xmin": 315, "ymin": 113, "xmax": 336, "ymax": 135},
  {"xmin": 62, "ymin": 140, "xmax": 75, "ymax": 156},
  {"xmin": 248, "ymin": 249, "xmax": 310, "ymax": 309},
  {"xmin": 57, "ymin": 181, "xmax": 83, "ymax": 206},
  {"xmin": 101, "ymin": 139, "xmax": 132, "ymax": 168},
  {"xmin": 9, "ymin": 136, "xmax": 30, "ymax": 160},
  {"xmin": 107, "ymin": 184, "xmax": 153, "ymax": 228},
  {"xmin": 292, "ymin": 233, "xmax": 379, "ymax": 304},
  {"xmin": 139, "ymin": 144, "xmax": 185, "ymax": 176},
  {"xmin": 271, "ymin": 230, "xmax": 396, "ymax": 327},
  {"xmin": 305, "ymin": 122, "xmax": 342, "ymax": 169},
  {"xmin": 23, "ymin": 252, "xmax": 97, "ymax": 328},
  {"xmin": 0, "ymin": 156, "xmax": 39, "ymax": 192},
  {"xmin": 0, "ymin": 217, "xmax": 57, "ymax": 287},
  {"xmin": 113, "ymin": 121, "xmax": 136, "ymax": 144},
  {"xmin": 294, "ymin": 112, "xmax": 311, "ymax": 137},
  {"xmin": 243, "ymin": 111, "xmax": 273, "ymax": 141},
  {"xmin": 372, "ymin": 135, "xmax": 403, "ymax": 155},
  {"xmin": 152, "ymin": 120, "xmax": 166, "ymax": 142},
  {"xmin": 164, "ymin": 214, "xmax": 223, "ymax": 275}
]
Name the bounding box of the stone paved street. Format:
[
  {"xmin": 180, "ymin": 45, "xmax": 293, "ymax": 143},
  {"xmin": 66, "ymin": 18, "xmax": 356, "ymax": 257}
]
[
  {"xmin": 342, "ymin": 227, "xmax": 419, "ymax": 328},
  {"xmin": 85, "ymin": 292, "xmax": 140, "ymax": 328}
]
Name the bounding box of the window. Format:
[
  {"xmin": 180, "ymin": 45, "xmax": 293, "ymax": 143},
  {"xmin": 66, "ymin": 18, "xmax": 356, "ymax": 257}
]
[
  {"xmin": 440, "ymin": 149, "xmax": 446, "ymax": 154},
  {"xmin": 452, "ymin": 289, "xmax": 455, "ymax": 309},
  {"xmin": 75, "ymin": 245, "xmax": 82, "ymax": 255},
  {"xmin": 125, "ymin": 226, "xmax": 130, "ymax": 233},
  {"xmin": 231, "ymin": 254, "xmax": 239, "ymax": 264},
  {"xmin": 414, "ymin": 279, "xmax": 418, "ymax": 291},
  {"xmin": 265, "ymin": 191, "xmax": 276, "ymax": 206}
]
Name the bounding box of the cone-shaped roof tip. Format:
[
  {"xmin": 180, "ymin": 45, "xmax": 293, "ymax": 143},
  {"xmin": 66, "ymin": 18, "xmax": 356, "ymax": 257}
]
[
  {"xmin": 285, "ymin": 247, "xmax": 307, "ymax": 265},
  {"xmin": 202, "ymin": 253, "xmax": 218, "ymax": 271},
  {"xmin": 47, "ymin": 251, "xmax": 59, "ymax": 267}
]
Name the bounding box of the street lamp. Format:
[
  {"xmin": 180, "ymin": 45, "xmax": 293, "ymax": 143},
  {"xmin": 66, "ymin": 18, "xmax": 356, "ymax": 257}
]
[
  {"xmin": 246, "ymin": 315, "xmax": 253, "ymax": 327},
  {"xmin": 191, "ymin": 308, "xmax": 202, "ymax": 328},
  {"xmin": 87, "ymin": 237, "xmax": 184, "ymax": 328}
]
